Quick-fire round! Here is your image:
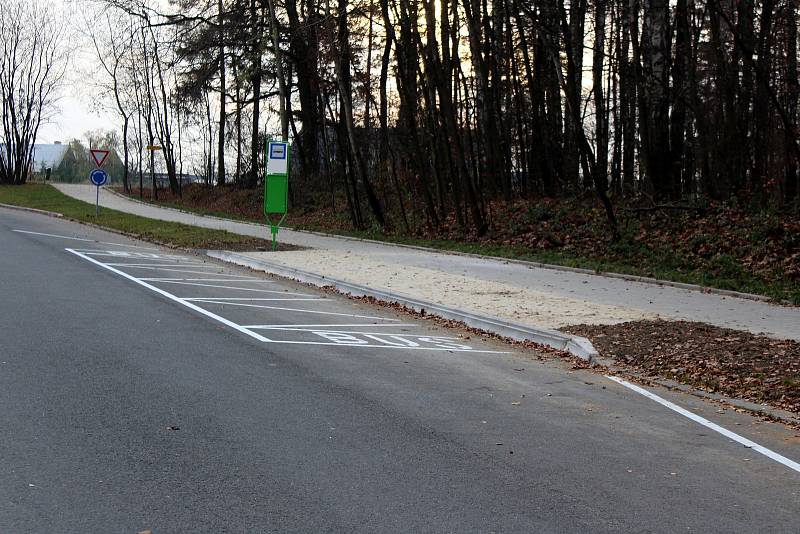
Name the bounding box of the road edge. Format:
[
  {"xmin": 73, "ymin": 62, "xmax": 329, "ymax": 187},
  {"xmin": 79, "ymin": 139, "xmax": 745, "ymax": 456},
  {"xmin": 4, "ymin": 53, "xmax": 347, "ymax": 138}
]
[
  {"xmin": 0, "ymin": 203, "xmax": 63, "ymax": 218},
  {"xmin": 206, "ymin": 249, "xmax": 598, "ymax": 361}
]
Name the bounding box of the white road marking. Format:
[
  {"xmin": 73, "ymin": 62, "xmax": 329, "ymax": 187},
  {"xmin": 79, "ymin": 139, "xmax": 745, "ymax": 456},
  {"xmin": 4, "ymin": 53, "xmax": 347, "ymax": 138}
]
[
  {"xmin": 80, "ymin": 250, "xmax": 189, "ymax": 259},
  {"xmin": 66, "ymin": 248, "xmax": 274, "ymax": 343},
  {"xmin": 245, "ymin": 323, "xmax": 417, "ymax": 329},
  {"xmin": 68, "ymin": 248, "xmax": 504, "ymax": 353},
  {"xmin": 607, "ymin": 376, "xmax": 800, "ymax": 474},
  {"xmin": 109, "ymin": 266, "xmax": 246, "ymax": 276},
  {"xmin": 243, "ymin": 327, "xmax": 443, "ymax": 336},
  {"xmin": 16, "ymin": 230, "xmax": 93, "ymax": 241},
  {"xmin": 139, "ymin": 278, "xmax": 267, "ymax": 282},
  {"xmin": 105, "ymin": 263, "xmax": 211, "ymax": 268},
  {"xmin": 194, "ymin": 300, "xmax": 400, "ymax": 320},
  {"xmin": 153, "ymin": 280, "xmax": 311, "ymax": 295},
  {"xmin": 185, "ymin": 297, "xmax": 326, "ymax": 302},
  {"xmin": 12, "ymin": 229, "xmax": 158, "ymax": 250},
  {"xmin": 252, "ymin": 339, "xmax": 508, "ymax": 353}
]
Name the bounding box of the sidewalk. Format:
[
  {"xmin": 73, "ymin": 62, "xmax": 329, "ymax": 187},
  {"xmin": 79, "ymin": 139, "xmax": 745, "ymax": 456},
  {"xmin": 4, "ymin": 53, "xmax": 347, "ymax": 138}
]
[{"xmin": 55, "ymin": 183, "xmax": 800, "ymax": 341}]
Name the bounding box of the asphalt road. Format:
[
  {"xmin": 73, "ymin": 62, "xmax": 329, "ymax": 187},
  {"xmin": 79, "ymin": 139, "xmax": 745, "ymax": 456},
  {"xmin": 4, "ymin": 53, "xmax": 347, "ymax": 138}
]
[{"xmin": 1, "ymin": 206, "xmax": 798, "ymax": 533}]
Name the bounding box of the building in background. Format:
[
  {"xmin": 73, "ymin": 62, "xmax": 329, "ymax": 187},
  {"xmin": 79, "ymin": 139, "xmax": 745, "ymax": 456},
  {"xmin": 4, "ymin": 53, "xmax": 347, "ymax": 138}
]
[{"xmin": 30, "ymin": 141, "xmax": 123, "ymax": 183}]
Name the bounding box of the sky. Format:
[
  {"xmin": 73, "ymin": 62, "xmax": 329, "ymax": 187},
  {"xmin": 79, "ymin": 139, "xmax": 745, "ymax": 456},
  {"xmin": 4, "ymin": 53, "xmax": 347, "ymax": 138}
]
[
  {"xmin": 37, "ymin": 1, "xmax": 118, "ymax": 145},
  {"xmin": 38, "ymin": 93, "xmax": 116, "ymax": 145}
]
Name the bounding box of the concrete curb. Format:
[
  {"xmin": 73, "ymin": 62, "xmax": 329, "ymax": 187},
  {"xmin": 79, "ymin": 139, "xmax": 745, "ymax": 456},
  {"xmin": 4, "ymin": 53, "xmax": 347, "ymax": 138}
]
[
  {"xmin": 102, "ymin": 187, "xmax": 779, "ymax": 304},
  {"xmin": 206, "ymin": 250, "xmax": 598, "ymax": 362},
  {"xmin": 0, "ymin": 203, "xmax": 63, "ymax": 218}
]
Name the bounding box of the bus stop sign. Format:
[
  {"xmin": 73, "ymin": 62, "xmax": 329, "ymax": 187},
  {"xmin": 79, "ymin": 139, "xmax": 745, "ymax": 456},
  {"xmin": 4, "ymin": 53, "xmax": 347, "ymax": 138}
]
[{"xmin": 264, "ymin": 141, "xmax": 290, "ymax": 249}]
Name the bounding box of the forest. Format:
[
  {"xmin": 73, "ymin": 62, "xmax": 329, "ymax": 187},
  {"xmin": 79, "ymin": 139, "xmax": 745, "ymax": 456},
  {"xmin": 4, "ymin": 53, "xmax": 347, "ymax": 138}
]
[
  {"xmin": 79, "ymin": 0, "xmax": 799, "ymax": 235},
  {"xmin": 3, "ymin": 0, "xmax": 799, "ymax": 238}
]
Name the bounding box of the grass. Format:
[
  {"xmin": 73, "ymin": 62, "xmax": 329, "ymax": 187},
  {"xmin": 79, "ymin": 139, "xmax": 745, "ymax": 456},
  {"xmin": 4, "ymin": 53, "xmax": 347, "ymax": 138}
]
[{"xmin": 0, "ymin": 184, "xmax": 274, "ymax": 250}]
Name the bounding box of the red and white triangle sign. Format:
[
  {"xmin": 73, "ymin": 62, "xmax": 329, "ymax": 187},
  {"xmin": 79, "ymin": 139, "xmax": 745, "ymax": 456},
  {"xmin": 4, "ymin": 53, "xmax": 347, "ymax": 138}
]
[{"xmin": 90, "ymin": 149, "xmax": 110, "ymax": 167}]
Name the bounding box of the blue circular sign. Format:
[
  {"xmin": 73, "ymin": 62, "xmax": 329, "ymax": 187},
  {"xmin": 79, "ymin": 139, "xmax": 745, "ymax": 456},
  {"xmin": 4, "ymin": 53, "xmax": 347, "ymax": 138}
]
[{"xmin": 90, "ymin": 168, "xmax": 108, "ymax": 186}]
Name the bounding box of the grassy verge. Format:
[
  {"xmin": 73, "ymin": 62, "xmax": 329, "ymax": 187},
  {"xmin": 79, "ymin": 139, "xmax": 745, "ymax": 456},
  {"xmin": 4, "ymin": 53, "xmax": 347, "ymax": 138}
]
[{"xmin": 0, "ymin": 184, "xmax": 275, "ymax": 250}]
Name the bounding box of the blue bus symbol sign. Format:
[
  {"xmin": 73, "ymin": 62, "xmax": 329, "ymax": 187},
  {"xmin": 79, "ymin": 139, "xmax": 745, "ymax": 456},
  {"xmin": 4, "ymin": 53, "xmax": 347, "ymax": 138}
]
[{"xmin": 90, "ymin": 168, "xmax": 108, "ymax": 186}]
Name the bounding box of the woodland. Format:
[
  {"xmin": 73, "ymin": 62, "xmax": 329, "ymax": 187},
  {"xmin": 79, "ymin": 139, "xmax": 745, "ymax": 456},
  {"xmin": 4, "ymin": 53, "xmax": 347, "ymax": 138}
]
[
  {"xmin": 1, "ymin": 0, "xmax": 798, "ymax": 293},
  {"xmin": 66, "ymin": 0, "xmax": 799, "ymax": 234}
]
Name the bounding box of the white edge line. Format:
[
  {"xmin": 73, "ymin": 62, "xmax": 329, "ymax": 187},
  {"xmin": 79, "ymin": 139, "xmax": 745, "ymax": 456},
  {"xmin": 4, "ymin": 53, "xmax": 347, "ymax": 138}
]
[
  {"xmin": 152, "ymin": 280, "xmax": 310, "ymax": 295},
  {"xmin": 245, "ymin": 323, "xmax": 417, "ymax": 329},
  {"xmin": 78, "ymin": 250, "xmax": 187, "ymax": 258},
  {"xmin": 104, "ymin": 263, "xmax": 211, "ymax": 267},
  {"xmin": 238, "ymin": 327, "xmax": 459, "ymax": 338},
  {"xmin": 185, "ymin": 298, "xmax": 327, "ymax": 302},
  {"xmin": 12, "ymin": 229, "xmax": 158, "ymax": 250},
  {"xmin": 258, "ymin": 339, "xmax": 509, "ymax": 353},
  {"xmin": 607, "ymin": 376, "xmax": 800, "ymax": 474},
  {"xmin": 195, "ymin": 299, "xmax": 401, "ymax": 321},
  {"xmin": 139, "ymin": 278, "xmax": 267, "ymax": 282},
  {"xmin": 14, "ymin": 229, "xmax": 91, "ymax": 242},
  {"xmin": 65, "ymin": 248, "xmax": 273, "ymax": 343},
  {"xmin": 102, "ymin": 266, "xmax": 251, "ymax": 276}
]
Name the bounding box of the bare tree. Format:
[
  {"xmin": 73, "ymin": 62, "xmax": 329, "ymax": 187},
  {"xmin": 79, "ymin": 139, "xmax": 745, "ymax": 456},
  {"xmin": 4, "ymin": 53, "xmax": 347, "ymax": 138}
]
[
  {"xmin": 88, "ymin": 12, "xmax": 138, "ymax": 192},
  {"xmin": 0, "ymin": 0, "xmax": 67, "ymax": 184}
]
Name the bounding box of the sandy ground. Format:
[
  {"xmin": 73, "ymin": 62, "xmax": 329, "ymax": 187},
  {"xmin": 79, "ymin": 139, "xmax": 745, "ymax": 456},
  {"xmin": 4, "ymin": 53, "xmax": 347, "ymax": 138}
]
[{"xmin": 244, "ymin": 250, "xmax": 656, "ymax": 329}]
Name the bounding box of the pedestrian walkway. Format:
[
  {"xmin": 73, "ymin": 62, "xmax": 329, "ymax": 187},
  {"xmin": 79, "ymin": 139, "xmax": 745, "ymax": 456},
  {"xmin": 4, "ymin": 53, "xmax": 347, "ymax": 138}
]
[{"xmin": 55, "ymin": 183, "xmax": 800, "ymax": 340}]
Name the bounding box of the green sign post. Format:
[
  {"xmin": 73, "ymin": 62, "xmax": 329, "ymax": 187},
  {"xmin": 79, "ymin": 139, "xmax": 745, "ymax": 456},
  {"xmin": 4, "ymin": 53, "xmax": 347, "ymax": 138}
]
[{"xmin": 264, "ymin": 140, "xmax": 290, "ymax": 250}]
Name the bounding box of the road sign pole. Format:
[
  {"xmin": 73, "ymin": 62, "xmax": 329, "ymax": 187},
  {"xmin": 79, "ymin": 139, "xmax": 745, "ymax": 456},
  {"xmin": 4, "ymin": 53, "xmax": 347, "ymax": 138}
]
[{"xmin": 89, "ymin": 168, "xmax": 109, "ymax": 216}]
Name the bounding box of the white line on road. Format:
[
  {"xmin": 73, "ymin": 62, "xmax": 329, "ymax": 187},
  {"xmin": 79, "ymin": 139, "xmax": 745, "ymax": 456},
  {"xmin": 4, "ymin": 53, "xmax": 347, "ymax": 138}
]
[
  {"xmin": 105, "ymin": 263, "xmax": 211, "ymax": 268},
  {"xmin": 80, "ymin": 250, "xmax": 191, "ymax": 259},
  {"xmin": 245, "ymin": 323, "xmax": 417, "ymax": 329},
  {"xmin": 607, "ymin": 376, "xmax": 800, "ymax": 474},
  {"xmin": 108, "ymin": 266, "xmax": 247, "ymax": 276},
  {"xmin": 67, "ymin": 248, "xmax": 505, "ymax": 354},
  {"xmin": 185, "ymin": 297, "xmax": 326, "ymax": 302},
  {"xmin": 12, "ymin": 229, "xmax": 158, "ymax": 250},
  {"xmin": 66, "ymin": 248, "xmax": 274, "ymax": 343},
  {"xmin": 194, "ymin": 300, "xmax": 401, "ymax": 321},
  {"xmin": 244, "ymin": 327, "xmax": 459, "ymax": 337},
  {"xmin": 139, "ymin": 278, "xmax": 267, "ymax": 282},
  {"xmin": 152, "ymin": 280, "xmax": 311, "ymax": 295},
  {"xmin": 248, "ymin": 339, "xmax": 509, "ymax": 353}
]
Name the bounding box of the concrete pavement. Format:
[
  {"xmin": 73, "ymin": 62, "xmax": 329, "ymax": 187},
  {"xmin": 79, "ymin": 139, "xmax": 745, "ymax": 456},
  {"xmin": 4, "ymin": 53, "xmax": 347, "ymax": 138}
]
[{"xmin": 55, "ymin": 183, "xmax": 800, "ymax": 341}]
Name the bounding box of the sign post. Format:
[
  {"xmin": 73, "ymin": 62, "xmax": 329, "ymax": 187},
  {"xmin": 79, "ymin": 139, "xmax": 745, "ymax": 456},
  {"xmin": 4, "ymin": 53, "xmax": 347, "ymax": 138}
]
[
  {"xmin": 264, "ymin": 140, "xmax": 290, "ymax": 250},
  {"xmin": 89, "ymin": 169, "xmax": 109, "ymax": 215},
  {"xmin": 89, "ymin": 149, "xmax": 110, "ymax": 216}
]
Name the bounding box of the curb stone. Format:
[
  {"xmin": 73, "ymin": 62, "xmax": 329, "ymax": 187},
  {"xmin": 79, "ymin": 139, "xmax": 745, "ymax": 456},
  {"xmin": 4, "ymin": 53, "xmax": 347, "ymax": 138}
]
[
  {"xmin": 103, "ymin": 187, "xmax": 780, "ymax": 304},
  {"xmin": 206, "ymin": 249, "xmax": 598, "ymax": 361}
]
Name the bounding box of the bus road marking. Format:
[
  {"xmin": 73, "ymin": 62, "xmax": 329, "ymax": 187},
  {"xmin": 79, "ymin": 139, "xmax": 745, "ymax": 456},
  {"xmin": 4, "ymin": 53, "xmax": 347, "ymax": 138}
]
[{"xmin": 67, "ymin": 248, "xmax": 506, "ymax": 354}]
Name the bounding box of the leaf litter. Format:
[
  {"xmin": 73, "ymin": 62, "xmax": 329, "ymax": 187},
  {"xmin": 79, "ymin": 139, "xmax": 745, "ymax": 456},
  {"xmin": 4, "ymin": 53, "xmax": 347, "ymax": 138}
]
[{"xmin": 563, "ymin": 320, "xmax": 800, "ymax": 414}]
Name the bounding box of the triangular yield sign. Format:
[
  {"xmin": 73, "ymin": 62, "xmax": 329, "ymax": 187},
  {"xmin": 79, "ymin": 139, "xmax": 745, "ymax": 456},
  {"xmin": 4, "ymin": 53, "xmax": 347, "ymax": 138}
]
[{"xmin": 90, "ymin": 149, "xmax": 110, "ymax": 167}]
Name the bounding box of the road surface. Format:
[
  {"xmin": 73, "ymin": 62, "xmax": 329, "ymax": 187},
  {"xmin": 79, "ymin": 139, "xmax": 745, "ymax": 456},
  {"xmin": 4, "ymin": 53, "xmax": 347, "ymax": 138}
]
[{"xmin": 1, "ymin": 206, "xmax": 798, "ymax": 533}]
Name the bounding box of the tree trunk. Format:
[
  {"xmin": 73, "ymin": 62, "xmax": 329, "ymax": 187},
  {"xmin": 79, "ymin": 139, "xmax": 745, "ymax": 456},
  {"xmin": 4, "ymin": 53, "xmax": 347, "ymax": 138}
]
[
  {"xmin": 593, "ymin": 0, "xmax": 608, "ymax": 195},
  {"xmin": 336, "ymin": 0, "xmax": 385, "ymax": 228},
  {"xmin": 217, "ymin": 0, "xmax": 226, "ymax": 186},
  {"xmin": 641, "ymin": 0, "xmax": 673, "ymax": 199}
]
